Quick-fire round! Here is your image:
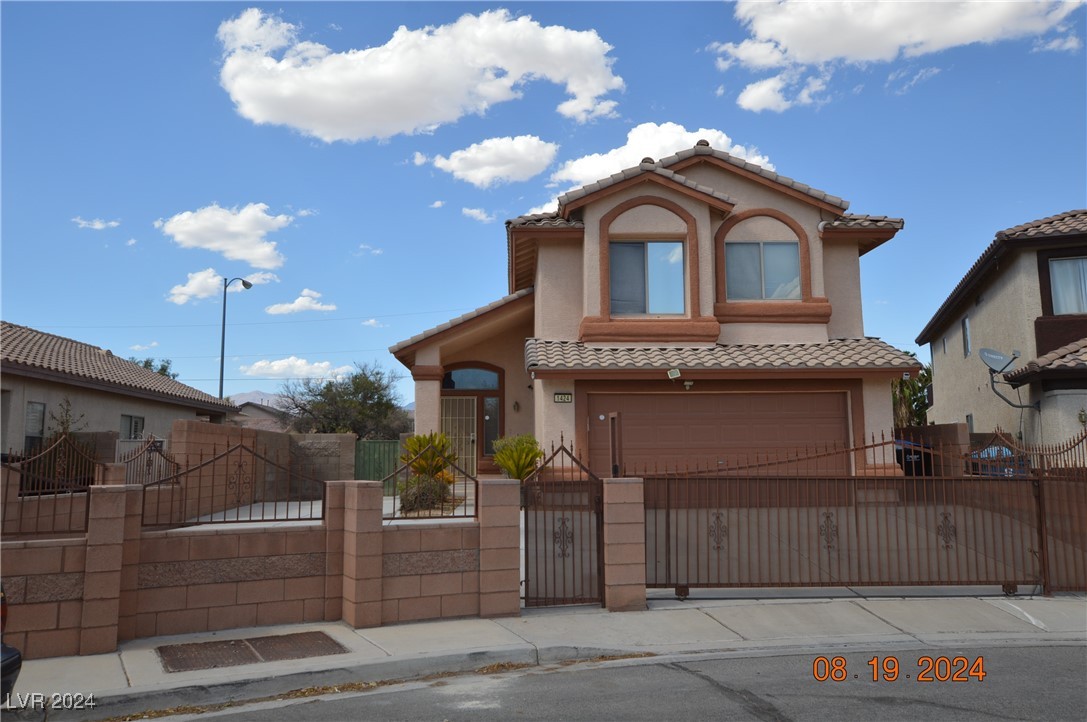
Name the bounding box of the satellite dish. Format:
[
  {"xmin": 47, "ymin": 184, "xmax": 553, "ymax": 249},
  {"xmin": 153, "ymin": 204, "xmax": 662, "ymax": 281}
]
[{"xmin": 979, "ymin": 348, "xmax": 1015, "ymax": 373}]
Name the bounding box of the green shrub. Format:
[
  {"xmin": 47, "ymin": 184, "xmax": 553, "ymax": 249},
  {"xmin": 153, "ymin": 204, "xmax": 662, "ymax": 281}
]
[
  {"xmin": 398, "ymin": 473, "xmax": 452, "ymax": 513},
  {"xmin": 400, "ymin": 432, "xmax": 457, "ymax": 477},
  {"xmin": 492, "ymin": 434, "xmax": 544, "ymax": 481}
]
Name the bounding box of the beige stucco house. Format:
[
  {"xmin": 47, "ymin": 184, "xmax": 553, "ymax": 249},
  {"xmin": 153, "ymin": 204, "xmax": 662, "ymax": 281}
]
[
  {"xmin": 916, "ymin": 210, "xmax": 1087, "ymax": 444},
  {"xmin": 1, "ymin": 321, "xmax": 236, "ymax": 452},
  {"xmin": 391, "ymin": 141, "xmax": 919, "ymax": 475}
]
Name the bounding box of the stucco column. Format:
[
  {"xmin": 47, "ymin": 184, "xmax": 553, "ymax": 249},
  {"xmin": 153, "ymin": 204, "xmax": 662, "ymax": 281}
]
[
  {"xmin": 603, "ymin": 477, "xmax": 646, "ymax": 612},
  {"xmin": 414, "ymin": 379, "xmax": 442, "ymax": 435},
  {"xmin": 477, "ymin": 477, "xmax": 521, "ymax": 617},
  {"xmin": 342, "ymin": 480, "xmax": 383, "ymax": 628}
]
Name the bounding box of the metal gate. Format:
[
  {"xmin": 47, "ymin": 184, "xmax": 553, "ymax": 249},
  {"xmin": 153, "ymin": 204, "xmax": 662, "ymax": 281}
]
[
  {"xmin": 441, "ymin": 397, "xmax": 477, "ymax": 476},
  {"xmin": 522, "ymin": 443, "xmax": 603, "ymax": 607}
]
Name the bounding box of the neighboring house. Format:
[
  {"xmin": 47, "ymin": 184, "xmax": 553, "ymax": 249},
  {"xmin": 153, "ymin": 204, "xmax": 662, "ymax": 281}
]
[
  {"xmin": 1, "ymin": 321, "xmax": 236, "ymax": 452},
  {"xmin": 229, "ymin": 401, "xmax": 291, "ymax": 432},
  {"xmin": 390, "ymin": 140, "xmax": 918, "ymax": 475},
  {"xmin": 916, "ymin": 210, "xmax": 1087, "ymax": 443}
]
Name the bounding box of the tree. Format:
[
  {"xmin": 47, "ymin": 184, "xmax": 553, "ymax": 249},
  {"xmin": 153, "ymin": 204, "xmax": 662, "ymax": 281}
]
[
  {"xmin": 129, "ymin": 357, "xmax": 179, "ymax": 379},
  {"xmin": 276, "ymin": 363, "xmax": 412, "ymax": 439},
  {"xmin": 892, "ymin": 362, "xmax": 933, "ymax": 429}
]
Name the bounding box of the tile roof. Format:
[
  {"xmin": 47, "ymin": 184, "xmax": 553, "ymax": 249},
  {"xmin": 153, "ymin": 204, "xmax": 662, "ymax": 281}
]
[
  {"xmin": 1004, "ymin": 337, "xmax": 1087, "ymax": 384},
  {"xmin": 556, "ymin": 161, "xmax": 737, "ymax": 210},
  {"xmin": 997, "ymin": 209, "xmax": 1087, "ymax": 240},
  {"xmin": 1, "ymin": 322, "xmax": 236, "ymax": 412},
  {"xmin": 916, "ymin": 209, "xmax": 1087, "ymax": 345},
  {"xmin": 389, "ymin": 288, "xmax": 534, "ymax": 355},
  {"xmin": 525, "ymin": 337, "xmax": 919, "ymax": 373},
  {"xmin": 820, "ymin": 214, "xmax": 904, "ymax": 231},
  {"xmin": 660, "ymin": 144, "xmax": 849, "ymax": 210},
  {"xmin": 506, "ymin": 213, "xmax": 584, "ymax": 229}
]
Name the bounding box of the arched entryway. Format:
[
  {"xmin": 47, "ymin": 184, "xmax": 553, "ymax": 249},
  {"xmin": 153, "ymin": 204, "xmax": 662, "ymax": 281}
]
[{"xmin": 440, "ymin": 363, "xmax": 503, "ymax": 475}]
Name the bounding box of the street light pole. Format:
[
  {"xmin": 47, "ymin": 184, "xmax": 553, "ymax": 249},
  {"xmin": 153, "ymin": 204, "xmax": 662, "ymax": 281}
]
[{"xmin": 219, "ymin": 276, "xmax": 253, "ymax": 399}]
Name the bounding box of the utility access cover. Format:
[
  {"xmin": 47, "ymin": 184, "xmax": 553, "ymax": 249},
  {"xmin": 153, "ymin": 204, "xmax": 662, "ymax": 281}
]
[{"xmin": 157, "ymin": 631, "xmax": 347, "ymax": 673}]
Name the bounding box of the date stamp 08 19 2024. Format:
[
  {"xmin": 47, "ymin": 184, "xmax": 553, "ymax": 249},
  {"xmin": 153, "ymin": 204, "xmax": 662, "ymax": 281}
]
[
  {"xmin": 4, "ymin": 692, "xmax": 97, "ymax": 710},
  {"xmin": 813, "ymin": 655, "xmax": 987, "ymax": 683}
]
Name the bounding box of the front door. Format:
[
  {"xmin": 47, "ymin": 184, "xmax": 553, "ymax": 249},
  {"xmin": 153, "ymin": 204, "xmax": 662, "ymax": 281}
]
[{"xmin": 441, "ymin": 396, "xmax": 477, "ymax": 476}]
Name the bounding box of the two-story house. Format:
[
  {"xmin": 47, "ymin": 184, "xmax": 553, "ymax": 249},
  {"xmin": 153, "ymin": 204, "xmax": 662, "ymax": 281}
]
[
  {"xmin": 391, "ymin": 141, "xmax": 918, "ymax": 476},
  {"xmin": 916, "ymin": 210, "xmax": 1087, "ymax": 444}
]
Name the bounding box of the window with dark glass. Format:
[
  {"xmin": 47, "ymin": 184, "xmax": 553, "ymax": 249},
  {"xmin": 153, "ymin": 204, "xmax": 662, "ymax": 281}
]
[
  {"xmin": 725, "ymin": 241, "xmax": 801, "ymax": 300},
  {"xmin": 442, "ymin": 368, "xmax": 499, "ymax": 390},
  {"xmin": 24, "ymin": 401, "xmax": 45, "ymax": 452},
  {"xmin": 1050, "ymin": 256, "xmax": 1087, "ymax": 314},
  {"xmin": 609, "ymin": 241, "xmax": 685, "ymax": 315}
]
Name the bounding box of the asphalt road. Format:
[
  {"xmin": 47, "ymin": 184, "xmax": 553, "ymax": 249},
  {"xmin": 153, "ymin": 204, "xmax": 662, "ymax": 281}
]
[{"xmin": 157, "ymin": 643, "xmax": 1086, "ymax": 722}]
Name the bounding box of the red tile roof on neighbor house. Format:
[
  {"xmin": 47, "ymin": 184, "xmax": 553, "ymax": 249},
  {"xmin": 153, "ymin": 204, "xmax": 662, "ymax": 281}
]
[
  {"xmin": 1005, "ymin": 336, "xmax": 1087, "ymax": 386},
  {"xmin": 525, "ymin": 337, "xmax": 919, "ymax": 374},
  {"xmin": 916, "ymin": 209, "xmax": 1087, "ymax": 345},
  {"xmin": 1, "ymin": 321, "xmax": 236, "ymax": 413}
]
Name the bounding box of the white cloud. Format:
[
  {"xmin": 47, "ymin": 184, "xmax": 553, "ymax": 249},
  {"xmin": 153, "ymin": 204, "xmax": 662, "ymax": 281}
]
[
  {"xmin": 296, "ymin": 208, "xmax": 317, "ymax": 217},
  {"xmin": 240, "ymin": 356, "xmax": 352, "ymax": 379},
  {"xmin": 526, "ymin": 122, "xmax": 775, "ymax": 215},
  {"xmin": 357, "ymin": 244, "xmax": 383, "ymax": 256},
  {"xmin": 72, "ymin": 217, "xmax": 120, "ymax": 230},
  {"xmin": 156, "ymin": 202, "xmax": 291, "ymax": 269},
  {"xmin": 264, "ymin": 288, "xmax": 337, "ymax": 315},
  {"xmin": 886, "ymin": 67, "xmax": 942, "ymax": 95},
  {"xmin": 126, "ymin": 238, "xmax": 138, "ymax": 246},
  {"xmin": 216, "ymin": 8, "xmax": 624, "ymax": 142},
  {"xmin": 550, "ymin": 121, "xmax": 774, "ymax": 187},
  {"xmin": 1034, "ymin": 34, "xmax": 1083, "ymax": 52},
  {"xmin": 433, "ymin": 136, "xmax": 559, "ymax": 188},
  {"xmin": 429, "ymin": 200, "xmax": 445, "ymax": 209},
  {"xmin": 717, "ymin": 0, "xmax": 1084, "ymax": 111},
  {"xmin": 361, "ymin": 318, "xmax": 386, "ymax": 328},
  {"xmin": 737, "ymin": 74, "xmax": 793, "ymax": 112},
  {"xmin": 714, "ymin": 85, "xmax": 725, "ymax": 98},
  {"xmin": 166, "ymin": 268, "xmax": 279, "ymax": 305},
  {"xmin": 130, "ymin": 341, "xmax": 159, "ymax": 351},
  {"xmin": 462, "ymin": 207, "xmax": 495, "ymax": 223},
  {"xmin": 412, "ymin": 152, "xmax": 428, "ymax": 166}
]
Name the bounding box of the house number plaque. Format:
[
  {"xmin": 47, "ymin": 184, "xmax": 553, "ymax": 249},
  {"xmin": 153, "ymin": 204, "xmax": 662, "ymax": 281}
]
[{"xmin": 553, "ymin": 392, "xmax": 573, "ymax": 403}]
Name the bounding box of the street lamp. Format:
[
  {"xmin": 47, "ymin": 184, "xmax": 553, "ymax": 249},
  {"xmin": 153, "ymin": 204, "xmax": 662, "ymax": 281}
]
[{"xmin": 219, "ymin": 276, "xmax": 253, "ymax": 399}]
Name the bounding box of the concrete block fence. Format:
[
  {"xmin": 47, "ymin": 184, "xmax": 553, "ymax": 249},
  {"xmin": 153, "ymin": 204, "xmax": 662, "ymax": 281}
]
[{"xmin": 1, "ymin": 470, "xmax": 647, "ymax": 659}]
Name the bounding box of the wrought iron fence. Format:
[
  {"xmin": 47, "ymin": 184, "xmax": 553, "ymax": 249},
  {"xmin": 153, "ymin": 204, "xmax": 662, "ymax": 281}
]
[
  {"xmin": 636, "ymin": 431, "xmax": 1086, "ymax": 595},
  {"xmin": 119, "ymin": 436, "xmax": 180, "ymax": 486},
  {"xmin": 1, "ymin": 435, "xmax": 101, "ymax": 536},
  {"xmin": 142, "ymin": 442, "xmax": 325, "ymax": 527},
  {"xmin": 522, "ymin": 441, "xmax": 603, "ymax": 607},
  {"xmin": 380, "ymin": 443, "xmax": 478, "ymax": 519}
]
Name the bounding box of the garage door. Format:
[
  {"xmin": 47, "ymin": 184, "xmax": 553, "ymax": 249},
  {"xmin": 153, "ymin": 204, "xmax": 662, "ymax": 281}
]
[{"xmin": 587, "ymin": 392, "xmax": 851, "ymax": 474}]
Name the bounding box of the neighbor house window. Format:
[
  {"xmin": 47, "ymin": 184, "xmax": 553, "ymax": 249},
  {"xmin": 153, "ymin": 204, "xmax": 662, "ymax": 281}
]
[
  {"xmin": 725, "ymin": 241, "xmax": 801, "ymax": 300},
  {"xmin": 961, "ymin": 316, "xmax": 971, "ymax": 357},
  {"xmin": 609, "ymin": 241, "xmax": 685, "ymax": 315},
  {"xmin": 1049, "ymin": 256, "xmax": 1087, "ymax": 314},
  {"xmin": 24, "ymin": 401, "xmax": 45, "ymax": 452},
  {"xmin": 965, "ymin": 414, "xmax": 974, "ymax": 434},
  {"xmin": 121, "ymin": 414, "xmax": 145, "ymax": 440}
]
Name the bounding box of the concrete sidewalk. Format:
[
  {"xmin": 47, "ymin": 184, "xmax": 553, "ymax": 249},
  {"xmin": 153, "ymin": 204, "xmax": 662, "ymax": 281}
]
[{"xmin": 7, "ymin": 588, "xmax": 1086, "ymax": 719}]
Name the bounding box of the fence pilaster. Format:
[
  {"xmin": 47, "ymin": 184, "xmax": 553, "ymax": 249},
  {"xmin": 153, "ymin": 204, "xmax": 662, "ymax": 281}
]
[
  {"xmin": 80, "ymin": 474, "xmax": 128, "ymax": 654},
  {"xmin": 342, "ymin": 480, "xmax": 383, "ymax": 628},
  {"xmin": 603, "ymin": 477, "xmax": 646, "ymax": 611},
  {"xmin": 478, "ymin": 478, "xmax": 521, "ymax": 617}
]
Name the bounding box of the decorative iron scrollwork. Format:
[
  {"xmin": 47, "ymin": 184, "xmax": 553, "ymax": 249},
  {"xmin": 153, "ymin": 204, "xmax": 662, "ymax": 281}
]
[
  {"xmin": 228, "ymin": 458, "xmax": 252, "ymax": 505},
  {"xmin": 819, "ymin": 511, "xmax": 838, "ymax": 550},
  {"xmin": 553, "ymin": 515, "xmax": 573, "ymax": 558},
  {"xmin": 937, "ymin": 512, "xmax": 957, "ymax": 549},
  {"xmin": 709, "ymin": 511, "xmax": 728, "ymax": 551}
]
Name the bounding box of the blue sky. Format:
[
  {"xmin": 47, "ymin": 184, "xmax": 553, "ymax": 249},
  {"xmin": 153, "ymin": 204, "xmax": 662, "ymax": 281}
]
[{"xmin": 3, "ymin": 1, "xmax": 1085, "ymax": 406}]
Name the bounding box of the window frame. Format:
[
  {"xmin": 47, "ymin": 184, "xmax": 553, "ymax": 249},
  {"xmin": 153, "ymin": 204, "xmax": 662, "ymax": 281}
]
[
  {"xmin": 961, "ymin": 316, "xmax": 971, "ymax": 357},
  {"xmin": 121, "ymin": 414, "xmax": 145, "ymax": 440},
  {"xmin": 723, "ymin": 240, "xmax": 802, "ymax": 301},
  {"xmin": 608, "ymin": 239, "xmax": 686, "ymax": 316},
  {"xmin": 1038, "ymin": 246, "xmax": 1087, "ymax": 316},
  {"xmin": 24, "ymin": 400, "xmax": 46, "ymax": 452}
]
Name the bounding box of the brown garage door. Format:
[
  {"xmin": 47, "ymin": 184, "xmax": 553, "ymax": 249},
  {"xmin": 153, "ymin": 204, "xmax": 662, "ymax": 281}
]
[{"xmin": 587, "ymin": 392, "xmax": 851, "ymax": 474}]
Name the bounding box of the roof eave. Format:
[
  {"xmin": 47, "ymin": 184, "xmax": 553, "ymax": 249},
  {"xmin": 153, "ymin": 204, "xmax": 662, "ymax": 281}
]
[{"xmin": 558, "ymin": 172, "xmax": 735, "ymax": 218}]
